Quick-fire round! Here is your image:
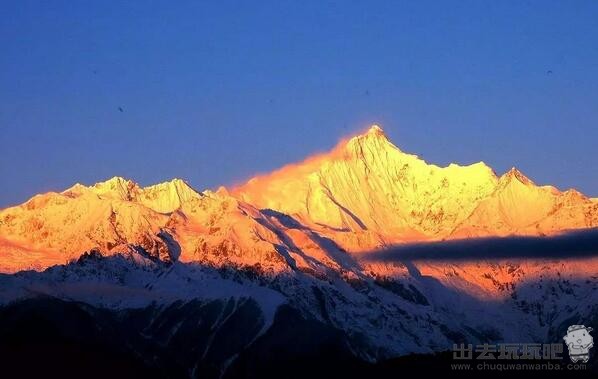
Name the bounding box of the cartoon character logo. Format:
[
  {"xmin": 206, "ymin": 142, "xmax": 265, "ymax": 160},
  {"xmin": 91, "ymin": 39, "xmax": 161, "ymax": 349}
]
[{"xmin": 563, "ymin": 325, "xmax": 594, "ymax": 363}]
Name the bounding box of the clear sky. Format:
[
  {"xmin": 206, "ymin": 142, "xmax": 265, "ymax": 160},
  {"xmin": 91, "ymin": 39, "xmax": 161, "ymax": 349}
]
[{"xmin": 1, "ymin": 0, "xmax": 597, "ymax": 207}]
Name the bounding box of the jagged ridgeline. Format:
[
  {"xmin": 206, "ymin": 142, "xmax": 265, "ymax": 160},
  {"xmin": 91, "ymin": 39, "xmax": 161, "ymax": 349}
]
[
  {"xmin": 0, "ymin": 125, "xmax": 597, "ymax": 378},
  {"xmin": 1, "ymin": 125, "xmax": 597, "ymax": 272}
]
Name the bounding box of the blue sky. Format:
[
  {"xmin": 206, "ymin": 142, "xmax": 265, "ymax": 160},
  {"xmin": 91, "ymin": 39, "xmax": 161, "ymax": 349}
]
[{"xmin": 1, "ymin": 0, "xmax": 597, "ymax": 206}]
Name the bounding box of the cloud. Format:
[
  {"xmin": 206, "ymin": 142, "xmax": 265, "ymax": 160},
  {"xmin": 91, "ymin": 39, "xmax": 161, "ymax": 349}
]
[{"xmin": 365, "ymin": 228, "xmax": 598, "ymax": 262}]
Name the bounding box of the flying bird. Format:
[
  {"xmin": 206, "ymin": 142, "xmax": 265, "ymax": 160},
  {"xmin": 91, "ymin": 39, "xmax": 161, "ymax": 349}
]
[{"xmin": 118, "ymin": 107, "xmax": 124, "ymax": 113}]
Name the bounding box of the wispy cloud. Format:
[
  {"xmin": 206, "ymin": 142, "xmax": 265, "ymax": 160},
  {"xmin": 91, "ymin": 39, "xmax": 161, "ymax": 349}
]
[{"xmin": 364, "ymin": 228, "xmax": 598, "ymax": 262}]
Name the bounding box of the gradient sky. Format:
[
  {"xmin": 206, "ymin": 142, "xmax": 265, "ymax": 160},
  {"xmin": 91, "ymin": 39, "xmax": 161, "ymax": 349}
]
[{"xmin": 1, "ymin": 0, "xmax": 598, "ymax": 207}]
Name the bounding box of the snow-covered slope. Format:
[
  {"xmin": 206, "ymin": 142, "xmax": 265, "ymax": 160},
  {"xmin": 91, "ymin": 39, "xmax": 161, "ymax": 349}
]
[
  {"xmin": 234, "ymin": 125, "xmax": 500, "ymax": 244},
  {"xmin": 234, "ymin": 125, "xmax": 597, "ymax": 244},
  {"xmin": 0, "ymin": 179, "xmax": 298, "ymax": 274},
  {"xmin": 0, "ymin": 124, "xmax": 597, "ymax": 371},
  {"xmin": 450, "ymin": 169, "xmax": 598, "ymax": 237},
  {"xmin": 2, "ymin": 124, "xmax": 595, "ymax": 274}
]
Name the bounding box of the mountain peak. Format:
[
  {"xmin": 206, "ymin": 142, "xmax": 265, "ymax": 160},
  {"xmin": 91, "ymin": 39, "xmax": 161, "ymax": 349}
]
[
  {"xmin": 145, "ymin": 178, "xmax": 192, "ymax": 191},
  {"xmin": 137, "ymin": 178, "xmax": 202, "ymax": 212},
  {"xmin": 90, "ymin": 176, "xmax": 140, "ymax": 201},
  {"xmin": 343, "ymin": 124, "xmax": 397, "ymax": 156},
  {"xmin": 143, "ymin": 178, "xmax": 202, "ymax": 199},
  {"xmin": 99, "ymin": 176, "xmax": 135, "ymax": 186},
  {"xmin": 499, "ymin": 167, "xmax": 535, "ymax": 187},
  {"xmin": 359, "ymin": 124, "xmax": 388, "ymax": 141},
  {"xmin": 366, "ymin": 124, "xmax": 385, "ymax": 136}
]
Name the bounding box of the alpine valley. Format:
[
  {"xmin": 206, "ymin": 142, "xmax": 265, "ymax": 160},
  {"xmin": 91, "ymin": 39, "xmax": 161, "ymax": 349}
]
[{"xmin": 1, "ymin": 125, "xmax": 597, "ymax": 378}]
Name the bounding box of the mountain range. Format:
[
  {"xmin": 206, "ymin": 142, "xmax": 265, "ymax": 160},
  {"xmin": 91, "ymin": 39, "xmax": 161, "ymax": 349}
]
[
  {"xmin": 1, "ymin": 125, "xmax": 597, "ymax": 377},
  {"xmin": 2, "ymin": 125, "xmax": 596, "ymax": 273}
]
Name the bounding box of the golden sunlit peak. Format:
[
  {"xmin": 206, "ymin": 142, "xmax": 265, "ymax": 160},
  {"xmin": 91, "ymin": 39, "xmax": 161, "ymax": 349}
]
[
  {"xmin": 346, "ymin": 124, "xmax": 389, "ymax": 144},
  {"xmin": 366, "ymin": 124, "xmax": 385, "ymax": 135},
  {"xmin": 96, "ymin": 176, "xmax": 137, "ymax": 187},
  {"xmin": 501, "ymin": 167, "xmax": 534, "ymax": 186},
  {"xmin": 344, "ymin": 123, "xmax": 393, "ymax": 151}
]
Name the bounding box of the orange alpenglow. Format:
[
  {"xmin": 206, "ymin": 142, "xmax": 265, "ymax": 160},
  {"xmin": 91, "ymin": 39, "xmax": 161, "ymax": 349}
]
[{"xmin": 0, "ymin": 124, "xmax": 597, "ymax": 274}]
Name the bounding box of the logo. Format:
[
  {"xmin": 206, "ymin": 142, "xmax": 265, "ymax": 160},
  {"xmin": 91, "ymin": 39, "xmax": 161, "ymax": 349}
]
[{"xmin": 563, "ymin": 325, "xmax": 594, "ymax": 363}]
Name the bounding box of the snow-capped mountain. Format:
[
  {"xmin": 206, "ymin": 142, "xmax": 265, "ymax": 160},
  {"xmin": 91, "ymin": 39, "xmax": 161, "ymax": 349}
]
[
  {"xmin": 0, "ymin": 125, "xmax": 597, "ymax": 377},
  {"xmin": 234, "ymin": 125, "xmax": 597, "ymax": 241},
  {"xmin": 2, "ymin": 125, "xmax": 595, "ymax": 273}
]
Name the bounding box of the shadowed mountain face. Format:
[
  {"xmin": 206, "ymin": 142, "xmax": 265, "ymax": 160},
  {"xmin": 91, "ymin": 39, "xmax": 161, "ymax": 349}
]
[
  {"xmin": 0, "ymin": 297, "xmax": 369, "ymax": 379},
  {"xmin": 1, "ymin": 257, "xmax": 597, "ymax": 379},
  {"xmin": 0, "ymin": 125, "xmax": 597, "ymax": 377}
]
